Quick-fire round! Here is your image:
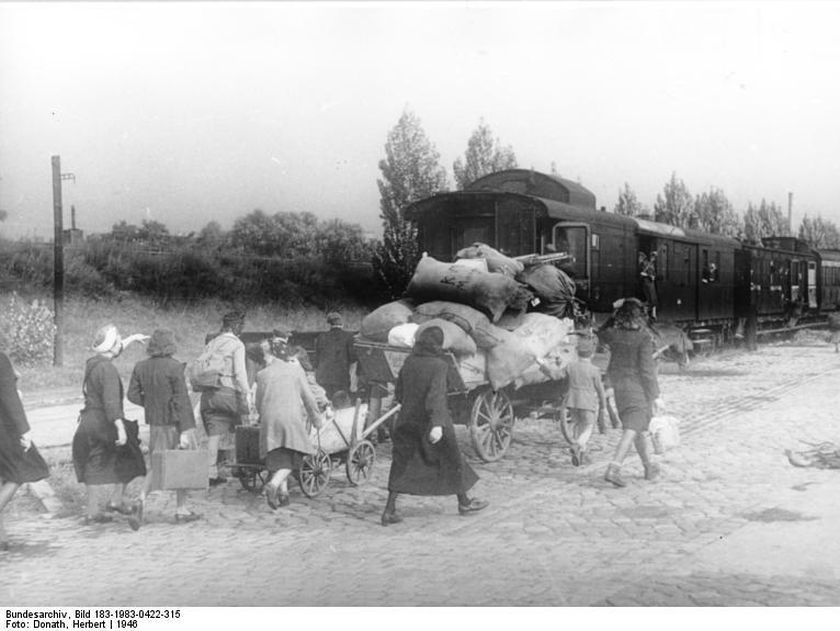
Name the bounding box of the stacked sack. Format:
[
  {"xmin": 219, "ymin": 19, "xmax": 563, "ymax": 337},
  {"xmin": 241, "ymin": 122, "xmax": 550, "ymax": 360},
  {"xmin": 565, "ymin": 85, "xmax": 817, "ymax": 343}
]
[{"xmin": 358, "ymin": 245, "xmax": 579, "ymax": 390}]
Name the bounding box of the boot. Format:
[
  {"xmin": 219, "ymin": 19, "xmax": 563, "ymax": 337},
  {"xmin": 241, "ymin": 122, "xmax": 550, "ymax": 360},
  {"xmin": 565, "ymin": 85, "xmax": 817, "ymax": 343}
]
[
  {"xmin": 604, "ymin": 464, "xmax": 626, "ymax": 488},
  {"xmin": 643, "ymin": 461, "xmax": 660, "ymax": 481}
]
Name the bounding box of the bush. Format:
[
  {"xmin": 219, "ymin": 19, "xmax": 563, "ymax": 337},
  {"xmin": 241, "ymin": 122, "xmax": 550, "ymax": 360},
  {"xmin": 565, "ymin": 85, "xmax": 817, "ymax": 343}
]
[{"xmin": 0, "ymin": 293, "xmax": 56, "ymax": 366}]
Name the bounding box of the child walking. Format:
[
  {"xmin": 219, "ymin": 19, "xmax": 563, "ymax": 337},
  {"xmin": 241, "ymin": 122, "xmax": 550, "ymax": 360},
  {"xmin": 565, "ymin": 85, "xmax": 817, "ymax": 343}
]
[{"xmin": 538, "ymin": 336, "xmax": 606, "ymax": 466}]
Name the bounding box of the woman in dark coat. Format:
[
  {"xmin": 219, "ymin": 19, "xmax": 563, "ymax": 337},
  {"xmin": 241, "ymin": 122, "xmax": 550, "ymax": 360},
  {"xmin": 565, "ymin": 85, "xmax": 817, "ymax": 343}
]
[
  {"xmin": 0, "ymin": 352, "xmax": 49, "ymax": 550},
  {"xmin": 128, "ymin": 329, "xmax": 199, "ymax": 524},
  {"xmin": 597, "ymin": 299, "xmax": 663, "ymax": 487},
  {"xmin": 72, "ymin": 325, "xmax": 147, "ymax": 526},
  {"xmin": 382, "ymin": 326, "xmax": 488, "ymax": 526}
]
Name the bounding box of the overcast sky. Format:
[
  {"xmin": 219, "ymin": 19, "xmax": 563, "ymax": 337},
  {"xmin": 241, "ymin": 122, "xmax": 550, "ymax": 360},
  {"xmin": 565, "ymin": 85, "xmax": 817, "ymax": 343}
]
[{"xmin": 2, "ymin": 1, "xmax": 839, "ymax": 240}]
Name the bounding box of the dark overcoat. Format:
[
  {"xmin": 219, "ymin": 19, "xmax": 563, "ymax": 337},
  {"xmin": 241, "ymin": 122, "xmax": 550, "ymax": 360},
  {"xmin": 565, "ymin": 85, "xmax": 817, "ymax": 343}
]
[
  {"xmin": 387, "ymin": 351, "xmax": 478, "ymax": 496},
  {"xmin": 0, "ymin": 352, "xmax": 49, "ymax": 484},
  {"xmin": 314, "ymin": 328, "xmax": 356, "ymax": 391},
  {"xmin": 598, "ymin": 327, "xmax": 660, "ymax": 422},
  {"xmin": 72, "ymin": 355, "xmax": 146, "ymax": 484},
  {"xmin": 127, "ymin": 356, "xmax": 196, "ymax": 431}
]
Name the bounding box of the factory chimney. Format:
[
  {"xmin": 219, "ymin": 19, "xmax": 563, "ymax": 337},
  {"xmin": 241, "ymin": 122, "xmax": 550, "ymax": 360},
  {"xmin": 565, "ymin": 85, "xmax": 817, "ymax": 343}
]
[
  {"xmin": 787, "ymin": 192, "xmax": 793, "ymax": 236},
  {"xmin": 71, "ymin": 205, "xmax": 76, "ymax": 230}
]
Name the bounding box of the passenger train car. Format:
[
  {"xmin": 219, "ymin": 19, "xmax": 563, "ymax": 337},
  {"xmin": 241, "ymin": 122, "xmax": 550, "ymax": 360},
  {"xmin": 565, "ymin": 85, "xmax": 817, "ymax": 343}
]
[{"xmin": 406, "ymin": 169, "xmax": 836, "ymax": 335}]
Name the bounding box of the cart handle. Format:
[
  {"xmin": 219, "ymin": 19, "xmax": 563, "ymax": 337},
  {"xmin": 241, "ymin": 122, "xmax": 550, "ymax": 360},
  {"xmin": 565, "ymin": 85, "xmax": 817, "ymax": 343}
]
[{"xmin": 360, "ymin": 403, "xmax": 402, "ymax": 440}]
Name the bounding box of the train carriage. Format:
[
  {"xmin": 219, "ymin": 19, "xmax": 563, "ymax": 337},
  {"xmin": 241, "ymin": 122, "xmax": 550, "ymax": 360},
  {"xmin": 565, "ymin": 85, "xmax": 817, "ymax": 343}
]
[{"xmin": 406, "ymin": 169, "xmax": 823, "ymax": 334}]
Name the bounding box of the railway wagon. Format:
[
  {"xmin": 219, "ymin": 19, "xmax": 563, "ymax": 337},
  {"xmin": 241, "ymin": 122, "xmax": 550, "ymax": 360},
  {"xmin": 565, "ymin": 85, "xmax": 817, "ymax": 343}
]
[{"xmin": 406, "ymin": 169, "xmax": 821, "ymax": 332}]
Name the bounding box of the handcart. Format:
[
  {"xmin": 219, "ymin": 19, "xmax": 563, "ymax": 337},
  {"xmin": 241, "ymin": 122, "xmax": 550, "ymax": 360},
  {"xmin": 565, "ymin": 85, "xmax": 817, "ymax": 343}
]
[
  {"xmin": 230, "ymin": 398, "xmax": 401, "ymax": 498},
  {"xmin": 356, "ymin": 340, "xmax": 520, "ymax": 463},
  {"xmin": 356, "ymin": 338, "xmax": 619, "ymax": 459}
]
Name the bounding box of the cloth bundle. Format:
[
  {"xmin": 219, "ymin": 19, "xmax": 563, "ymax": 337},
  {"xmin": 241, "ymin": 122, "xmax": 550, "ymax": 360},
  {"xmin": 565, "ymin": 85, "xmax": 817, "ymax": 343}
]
[{"xmin": 406, "ymin": 256, "xmax": 532, "ymax": 323}]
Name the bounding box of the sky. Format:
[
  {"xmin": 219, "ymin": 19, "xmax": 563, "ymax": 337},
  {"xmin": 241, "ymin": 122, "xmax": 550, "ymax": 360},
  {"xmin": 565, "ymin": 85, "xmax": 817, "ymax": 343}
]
[{"xmin": 1, "ymin": 1, "xmax": 840, "ymax": 240}]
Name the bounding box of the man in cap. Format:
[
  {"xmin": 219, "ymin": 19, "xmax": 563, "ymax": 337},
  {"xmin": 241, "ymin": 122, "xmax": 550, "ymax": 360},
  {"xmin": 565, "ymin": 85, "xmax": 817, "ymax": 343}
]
[{"xmin": 314, "ymin": 311, "xmax": 357, "ymax": 403}]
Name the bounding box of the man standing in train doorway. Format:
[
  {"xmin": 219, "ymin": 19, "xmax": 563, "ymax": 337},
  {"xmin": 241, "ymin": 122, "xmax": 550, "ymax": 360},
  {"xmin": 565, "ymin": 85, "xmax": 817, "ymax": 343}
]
[{"xmin": 639, "ymin": 251, "xmax": 659, "ymax": 320}]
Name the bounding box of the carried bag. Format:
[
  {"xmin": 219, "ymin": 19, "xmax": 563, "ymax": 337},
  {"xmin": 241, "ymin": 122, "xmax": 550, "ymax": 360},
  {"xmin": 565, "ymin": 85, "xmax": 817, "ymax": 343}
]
[
  {"xmin": 188, "ymin": 343, "xmax": 226, "ymax": 392},
  {"xmin": 150, "ymin": 449, "xmax": 209, "ymax": 490},
  {"xmin": 649, "ymin": 415, "xmax": 681, "ymax": 454}
]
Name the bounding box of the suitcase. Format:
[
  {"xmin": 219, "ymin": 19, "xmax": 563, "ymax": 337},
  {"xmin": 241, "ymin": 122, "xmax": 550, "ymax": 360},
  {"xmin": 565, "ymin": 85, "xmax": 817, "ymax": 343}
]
[
  {"xmin": 235, "ymin": 425, "xmax": 263, "ymax": 465},
  {"xmin": 150, "ymin": 449, "xmax": 209, "ymax": 490}
]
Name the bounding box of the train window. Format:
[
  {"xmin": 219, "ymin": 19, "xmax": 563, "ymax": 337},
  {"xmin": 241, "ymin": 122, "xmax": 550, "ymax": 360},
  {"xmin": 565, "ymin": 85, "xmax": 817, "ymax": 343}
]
[
  {"xmin": 496, "ymin": 200, "xmax": 534, "ymax": 256},
  {"xmin": 553, "ymin": 225, "xmax": 587, "ymax": 278},
  {"xmin": 591, "ymin": 234, "xmax": 600, "ymax": 250},
  {"xmin": 454, "ymin": 217, "xmax": 494, "ymax": 252},
  {"xmin": 658, "ymin": 245, "xmax": 668, "ymax": 279}
]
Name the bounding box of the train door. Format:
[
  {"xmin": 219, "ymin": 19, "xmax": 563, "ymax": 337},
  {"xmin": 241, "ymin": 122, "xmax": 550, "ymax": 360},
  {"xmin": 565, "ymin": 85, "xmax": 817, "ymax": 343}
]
[
  {"xmin": 807, "ymin": 260, "xmax": 818, "ymax": 309},
  {"xmin": 552, "ymin": 222, "xmax": 590, "ymax": 298},
  {"xmin": 666, "ymin": 241, "xmax": 696, "ymax": 320}
]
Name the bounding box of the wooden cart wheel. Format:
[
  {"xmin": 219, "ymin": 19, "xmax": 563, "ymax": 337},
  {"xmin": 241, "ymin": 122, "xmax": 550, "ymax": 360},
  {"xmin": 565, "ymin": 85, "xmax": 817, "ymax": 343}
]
[
  {"xmin": 346, "ymin": 440, "xmax": 376, "ymax": 486},
  {"xmin": 299, "ymin": 449, "xmax": 332, "ymax": 498},
  {"xmin": 236, "ymin": 468, "xmax": 270, "ymax": 493},
  {"xmin": 469, "ymin": 388, "xmax": 515, "ymax": 462}
]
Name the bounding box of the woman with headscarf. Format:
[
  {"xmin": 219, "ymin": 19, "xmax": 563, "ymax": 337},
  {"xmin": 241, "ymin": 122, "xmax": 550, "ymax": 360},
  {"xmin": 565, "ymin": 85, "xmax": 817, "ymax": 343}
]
[
  {"xmin": 597, "ymin": 299, "xmax": 663, "ymax": 487},
  {"xmin": 0, "ymin": 352, "xmax": 50, "ymax": 551},
  {"xmin": 382, "ymin": 326, "xmax": 488, "ymax": 526},
  {"xmin": 72, "ymin": 325, "xmax": 147, "ymax": 527},
  {"xmin": 127, "ymin": 329, "xmax": 199, "ymax": 524},
  {"xmin": 256, "ymin": 337, "xmax": 324, "ymax": 509}
]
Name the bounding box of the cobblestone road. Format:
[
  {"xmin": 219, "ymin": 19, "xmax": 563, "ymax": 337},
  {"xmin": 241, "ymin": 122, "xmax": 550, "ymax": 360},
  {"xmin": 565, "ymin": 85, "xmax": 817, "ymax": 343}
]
[{"xmin": 3, "ymin": 340, "xmax": 840, "ymax": 606}]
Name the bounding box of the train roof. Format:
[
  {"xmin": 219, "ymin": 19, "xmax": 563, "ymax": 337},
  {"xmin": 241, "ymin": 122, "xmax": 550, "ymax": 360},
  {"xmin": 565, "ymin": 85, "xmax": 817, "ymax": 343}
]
[
  {"xmin": 466, "ymin": 169, "xmax": 597, "ymax": 209},
  {"xmin": 406, "ymin": 189, "xmax": 741, "ymax": 249},
  {"xmin": 815, "ymin": 248, "xmax": 840, "ymax": 262}
]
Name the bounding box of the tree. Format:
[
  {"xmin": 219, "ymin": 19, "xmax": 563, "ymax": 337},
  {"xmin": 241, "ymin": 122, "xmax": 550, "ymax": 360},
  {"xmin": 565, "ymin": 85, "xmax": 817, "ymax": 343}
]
[
  {"xmin": 653, "ymin": 173, "xmax": 693, "ymax": 228},
  {"xmin": 373, "ymin": 109, "xmax": 448, "ymax": 298},
  {"xmin": 798, "ymin": 213, "xmax": 840, "ymax": 249},
  {"xmin": 613, "ymin": 183, "xmax": 649, "ymax": 217},
  {"xmin": 452, "ymin": 119, "xmax": 517, "ymax": 190},
  {"xmin": 198, "ymin": 220, "xmax": 226, "ymax": 247},
  {"xmin": 692, "ymin": 187, "xmax": 742, "ymax": 237},
  {"xmin": 743, "ymin": 199, "xmax": 788, "ymax": 244}
]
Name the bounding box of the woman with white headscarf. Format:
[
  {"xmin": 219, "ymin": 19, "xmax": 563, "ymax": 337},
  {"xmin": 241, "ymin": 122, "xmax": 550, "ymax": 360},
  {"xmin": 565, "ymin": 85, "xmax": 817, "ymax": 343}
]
[{"xmin": 72, "ymin": 324, "xmax": 148, "ymax": 527}]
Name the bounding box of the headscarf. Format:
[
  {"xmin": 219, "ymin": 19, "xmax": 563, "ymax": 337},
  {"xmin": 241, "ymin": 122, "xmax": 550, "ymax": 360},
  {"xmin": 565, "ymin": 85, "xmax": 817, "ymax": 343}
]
[
  {"xmin": 92, "ymin": 324, "xmax": 122, "ymax": 356},
  {"xmin": 414, "ymin": 326, "xmax": 444, "ymax": 355},
  {"xmin": 613, "ymin": 298, "xmax": 645, "ymax": 330}
]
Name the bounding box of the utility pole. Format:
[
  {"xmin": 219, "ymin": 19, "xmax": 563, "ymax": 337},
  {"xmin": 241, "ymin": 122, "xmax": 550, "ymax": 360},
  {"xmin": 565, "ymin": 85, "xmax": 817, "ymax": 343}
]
[{"xmin": 51, "ymin": 155, "xmax": 74, "ymax": 367}]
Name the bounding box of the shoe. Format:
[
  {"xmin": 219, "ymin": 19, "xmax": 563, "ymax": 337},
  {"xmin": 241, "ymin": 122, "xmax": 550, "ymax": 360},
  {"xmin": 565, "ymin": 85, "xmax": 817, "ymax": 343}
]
[
  {"xmin": 604, "ymin": 464, "xmax": 626, "ymax": 488},
  {"xmin": 644, "ymin": 462, "xmax": 661, "ymax": 481},
  {"xmin": 570, "ymin": 445, "xmax": 581, "ymax": 467},
  {"xmin": 175, "ymin": 512, "xmax": 202, "ymax": 524},
  {"xmin": 105, "ymin": 502, "xmax": 136, "ymax": 516},
  {"xmin": 209, "ymin": 477, "xmax": 227, "ymax": 488},
  {"xmin": 266, "ymin": 485, "xmax": 279, "ymax": 510},
  {"xmin": 381, "ymin": 510, "xmax": 403, "ymax": 526},
  {"xmin": 458, "ymin": 498, "xmax": 489, "ymax": 516},
  {"xmin": 84, "ymin": 514, "xmax": 115, "ymax": 525}
]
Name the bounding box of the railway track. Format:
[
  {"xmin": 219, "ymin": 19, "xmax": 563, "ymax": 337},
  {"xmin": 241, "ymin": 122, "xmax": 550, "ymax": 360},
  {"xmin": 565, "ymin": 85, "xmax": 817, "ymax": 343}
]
[{"xmin": 679, "ymin": 363, "xmax": 840, "ymax": 437}]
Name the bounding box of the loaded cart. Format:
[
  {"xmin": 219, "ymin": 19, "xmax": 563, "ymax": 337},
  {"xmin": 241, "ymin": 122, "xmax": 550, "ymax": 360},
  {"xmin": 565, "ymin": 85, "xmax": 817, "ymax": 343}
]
[
  {"xmin": 230, "ymin": 399, "xmax": 401, "ymax": 498},
  {"xmin": 356, "ymin": 335, "xmax": 617, "ymax": 461},
  {"xmin": 356, "ymin": 340, "xmax": 522, "ymax": 462}
]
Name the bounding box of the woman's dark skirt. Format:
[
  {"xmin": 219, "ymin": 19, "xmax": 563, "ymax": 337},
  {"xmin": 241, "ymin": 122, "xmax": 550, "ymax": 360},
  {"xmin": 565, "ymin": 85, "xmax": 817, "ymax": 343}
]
[
  {"xmin": 265, "ymin": 447, "xmax": 305, "ymax": 472},
  {"xmin": 0, "ymin": 422, "xmax": 49, "ymax": 484},
  {"xmin": 72, "ymin": 413, "xmax": 146, "ymax": 485}
]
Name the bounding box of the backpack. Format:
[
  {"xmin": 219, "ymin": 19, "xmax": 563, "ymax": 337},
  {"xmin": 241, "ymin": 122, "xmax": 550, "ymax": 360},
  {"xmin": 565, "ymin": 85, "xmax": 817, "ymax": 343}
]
[{"xmin": 188, "ymin": 343, "xmax": 226, "ymax": 392}]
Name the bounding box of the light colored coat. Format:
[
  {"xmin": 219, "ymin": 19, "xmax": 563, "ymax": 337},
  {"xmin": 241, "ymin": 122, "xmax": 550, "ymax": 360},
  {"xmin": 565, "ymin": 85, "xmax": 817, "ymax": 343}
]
[{"xmin": 256, "ymin": 359, "xmax": 321, "ymax": 458}]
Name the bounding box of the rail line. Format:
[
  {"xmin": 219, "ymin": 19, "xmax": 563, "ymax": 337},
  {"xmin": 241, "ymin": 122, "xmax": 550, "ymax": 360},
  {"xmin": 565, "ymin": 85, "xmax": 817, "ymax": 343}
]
[{"xmin": 679, "ymin": 364, "xmax": 840, "ymax": 437}]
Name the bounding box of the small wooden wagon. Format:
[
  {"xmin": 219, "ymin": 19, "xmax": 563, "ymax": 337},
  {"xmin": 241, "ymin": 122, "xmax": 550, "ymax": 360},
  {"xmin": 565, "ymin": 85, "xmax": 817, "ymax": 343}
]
[{"xmin": 230, "ymin": 399, "xmax": 401, "ymax": 498}]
